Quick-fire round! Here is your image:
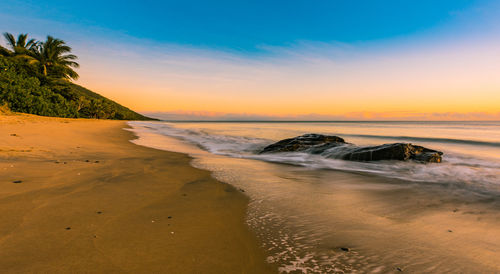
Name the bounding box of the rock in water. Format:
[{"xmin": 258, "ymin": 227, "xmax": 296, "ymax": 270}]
[
  {"xmin": 260, "ymin": 134, "xmax": 346, "ymax": 153},
  {"xmin": 341, "ymin": 143, "xmax": 443, "ymax": 163},
  {"xmin": 260, "ymin": 134, "xmax": 443, "ymax": 163}
]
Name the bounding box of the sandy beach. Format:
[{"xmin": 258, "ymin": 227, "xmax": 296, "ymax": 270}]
[{"xmin": 0, "ymin": 114, "xmax": 274, "ymax": 273}]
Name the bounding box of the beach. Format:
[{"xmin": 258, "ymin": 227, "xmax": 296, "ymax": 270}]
[
  {"xmin": 129, "ymin": 121, "xmax": 500, "ymax": 273},
  {"xmin": 0, "ymin": 114, "xmax": 274, "ymax": 273}
]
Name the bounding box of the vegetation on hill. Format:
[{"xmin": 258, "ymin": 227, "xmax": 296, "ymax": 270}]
[{"xmin": 0, "ymin": 32, "xmax": 153, "ymax": 120}]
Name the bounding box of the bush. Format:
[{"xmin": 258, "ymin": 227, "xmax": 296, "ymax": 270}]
[{"xmin": 0, "ymin": 56, "xmax": 153, "ymax": 120}]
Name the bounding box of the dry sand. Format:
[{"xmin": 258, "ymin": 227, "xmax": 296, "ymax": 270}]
[{"xmin": 0, "ymin": 114, "xmax": 275, "ymax": 273}]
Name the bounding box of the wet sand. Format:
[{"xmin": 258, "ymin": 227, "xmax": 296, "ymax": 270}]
[
  {"xmin": 0, "ymin": 114, "xmax": 274, "ymax": 273},
  {"xmin": 127, "ymin": 122, "xmax": 500, "ymax": 272}
]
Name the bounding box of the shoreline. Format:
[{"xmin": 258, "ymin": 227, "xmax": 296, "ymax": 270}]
[
  {"xmin": 0, "ymin": 114, "xmax": 274, "ymax": 273},
  {"xmin": 128, "ymin": 120, "xmax": 500, "ymax": 272}
]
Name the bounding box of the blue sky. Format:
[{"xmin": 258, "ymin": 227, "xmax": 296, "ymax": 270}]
[
  {"xmin": 0, "ymin": 0, "xmax": 491, "ymax": 51},
  {"xmin": 1, "ymin": 0, "xmax": 499, "ymax": 120}
]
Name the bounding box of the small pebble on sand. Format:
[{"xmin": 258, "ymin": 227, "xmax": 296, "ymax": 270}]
[{"xmin": 12, "ymin": 180, "xmax": 22, "ymax": 184}]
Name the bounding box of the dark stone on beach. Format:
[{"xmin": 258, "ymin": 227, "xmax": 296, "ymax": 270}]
[
  {"xmin": 448, "ymin": 229, "xmax": 453, "ymax": 232},
  {"xmin": 63, "ymin": 162, "xmax": 67, "ymax": 164},
  {"xmin": 10, "ymin": 133, "xmax": 18, "ymax": 137},
  {"xmin": 260, "ymin": 134, "xmax": 346, "ymax": 153},
  {"xmin": 182, "ymin": 193, "xmax": 187, "ymax": 196},
  {"xmin": 95, "ymin": 160, "xmax": 99, "ymax": 163},
  {"xmin": 65, "ymin": 227, "xmax": 71, "ymax": 230},
  {"xmin": 260, "ymin": 134, "xmax": 443, "ymax": 163},
  {"xmin": 168, "ymin": 216, "xmax": 172, "ymax": 219},
  {"xmin": 340, "ymin": 247, "xmax": 350, "ymax": 252},
  {"xmin": 12, "ymin": 180, "xmax": 22, "ymax": 184},
  {"xmin": 85, "ymin": 160, "xmax": 90, "ymax": 162},
  {"xmin": 239, "ymin": 188, "xmax": 245, "ymax": 192},
  {"xmin": 97, "ymin": 211, "xmax": 102, "ymax": 214},
  {"xmin": 396, "ymin": 267, "xmax": 403, "ymax": 272}
]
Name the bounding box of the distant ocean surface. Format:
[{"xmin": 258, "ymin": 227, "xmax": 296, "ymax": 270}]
[{"xmin": 128, "ymin": 121, "xmax": 500, "ymax": 272}]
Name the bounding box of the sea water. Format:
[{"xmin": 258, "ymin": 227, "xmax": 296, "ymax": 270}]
[{"xmin": 128, "ymin": 121, "xmax": 500, "ymax": 273}]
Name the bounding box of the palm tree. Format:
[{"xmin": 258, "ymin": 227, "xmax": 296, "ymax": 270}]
[
  {"xmin": 29, "ymin": 36, "xmax": 79, "ymax": 80},
  {"xmin": 0, "ymin": 32, "xmax": 37, "ymax": 56}
]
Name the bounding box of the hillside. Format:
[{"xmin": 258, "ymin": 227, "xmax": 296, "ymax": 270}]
[{"xmin": 0, "ymin": 55, "xmax": 153, "ymax": 120}]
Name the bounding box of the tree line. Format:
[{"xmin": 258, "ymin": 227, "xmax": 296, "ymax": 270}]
[{"xmin": 0, "ymin": 33, "xmax": 152, "ymax": 120}]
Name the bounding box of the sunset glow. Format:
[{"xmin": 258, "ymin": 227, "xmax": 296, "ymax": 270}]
[{"xmin": 1, "ymin": 0, "xmax": 499, "ymax": 120}]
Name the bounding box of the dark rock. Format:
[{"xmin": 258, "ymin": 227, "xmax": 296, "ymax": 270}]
[
  {"xmin": 97, "ymin": 211, "xmax": 102, "ymax": 214},
  {"xmin": 10, "ymin": 133, "xmax": 18, "ymax": 137},
  {"xmin": 12, "ymin": 180, "xmax": 22, "ymax": 184},
  {"xmin": 340, "ymin": 143, "xmax": 443, "ymax": 163},
  {"xmin": 65, "ymin": 227, "xmax": 71, "ymax": 230},
  {"xmin": 168, "ymin": 216, "xmax": 172, "ymax": 219},
  {"xmin": 94, "ymin": 161, "xmax": 99, "ymax": 163},
  {"xmin": 260, "ymin": 134, "xmax": 443, "ymax": 163},
  {"xmin": 396, "ymin": 267, "xmax": 403, "ymax": 272},
  {"xmin": 85, "ymin": 160, "xmax": 90, "ymax": 162},
  {"xmin": 340, "ymin": 247, "xmax": 350, "ymax": 252},
  {"xmin": 260, "ymin": 134, "xmax": 346, "ymax": 154},
  {"xmin": 239, "ymin": 188, "xmax": 245, "ymax": 192},
  {"xmin": 448, "ymin": 229, "xmax": 453, "ymax": 232}
]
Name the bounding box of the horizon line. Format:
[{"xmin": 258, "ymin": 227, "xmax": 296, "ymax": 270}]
[{"xmin": 153, "ymin": 120, "xmax": 500, "ymax": 123}]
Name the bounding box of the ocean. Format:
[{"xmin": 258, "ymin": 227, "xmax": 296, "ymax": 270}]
[{"xmin": 128, "ymin": 121, "xmax": 500, "ymax": 273}]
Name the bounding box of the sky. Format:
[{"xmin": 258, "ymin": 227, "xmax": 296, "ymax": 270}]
[{"xmin": 1, "ymin": 0, "xmax": 499, "ymax": 120}]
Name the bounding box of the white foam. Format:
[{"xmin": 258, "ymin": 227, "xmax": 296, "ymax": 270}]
[{"xmin": 129, "ymin": 121, "xmax": 500, "ymax": 196}]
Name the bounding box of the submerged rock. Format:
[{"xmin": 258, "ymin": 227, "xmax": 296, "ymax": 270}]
[{"xmin": 260, "ymin": 134, "xmax": 443, "ymax": 163}]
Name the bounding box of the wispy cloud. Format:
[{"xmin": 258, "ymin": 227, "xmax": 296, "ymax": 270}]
[{"xmin": 1, "ymin": 5, "xmax": 500, "ymax": 120}]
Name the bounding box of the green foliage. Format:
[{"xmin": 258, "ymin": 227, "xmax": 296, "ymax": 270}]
[
  {"xmin": 0, "ymin": 55, "xmax": 153, "ymax": 120},
  {"xmin": 0, "ymin": 102, "xmax": 12, "ymax": 115}
]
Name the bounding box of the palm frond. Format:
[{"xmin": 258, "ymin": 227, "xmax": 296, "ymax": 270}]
[{"xmin": 17, "ymin": 33, "xmax": 28, "ymax": 47}]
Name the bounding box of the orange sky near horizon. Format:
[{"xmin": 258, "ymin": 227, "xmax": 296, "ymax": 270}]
[{"xmin": 74, "ymin": 36, "xmax": 500, "ymax": 120}]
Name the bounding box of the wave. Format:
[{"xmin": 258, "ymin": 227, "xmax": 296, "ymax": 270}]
[
  {"xmin": 129, "ymin": 121, "xmax": 500, "ymax": 196},
  {"xmin": 339, "ymin": 134, "xmax": 500, "ymax": 147}
]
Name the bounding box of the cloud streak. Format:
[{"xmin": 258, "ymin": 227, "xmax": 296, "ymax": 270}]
[{"xmin": 1, "ymin": 4, "xmax": 500, "ymax": 120}]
